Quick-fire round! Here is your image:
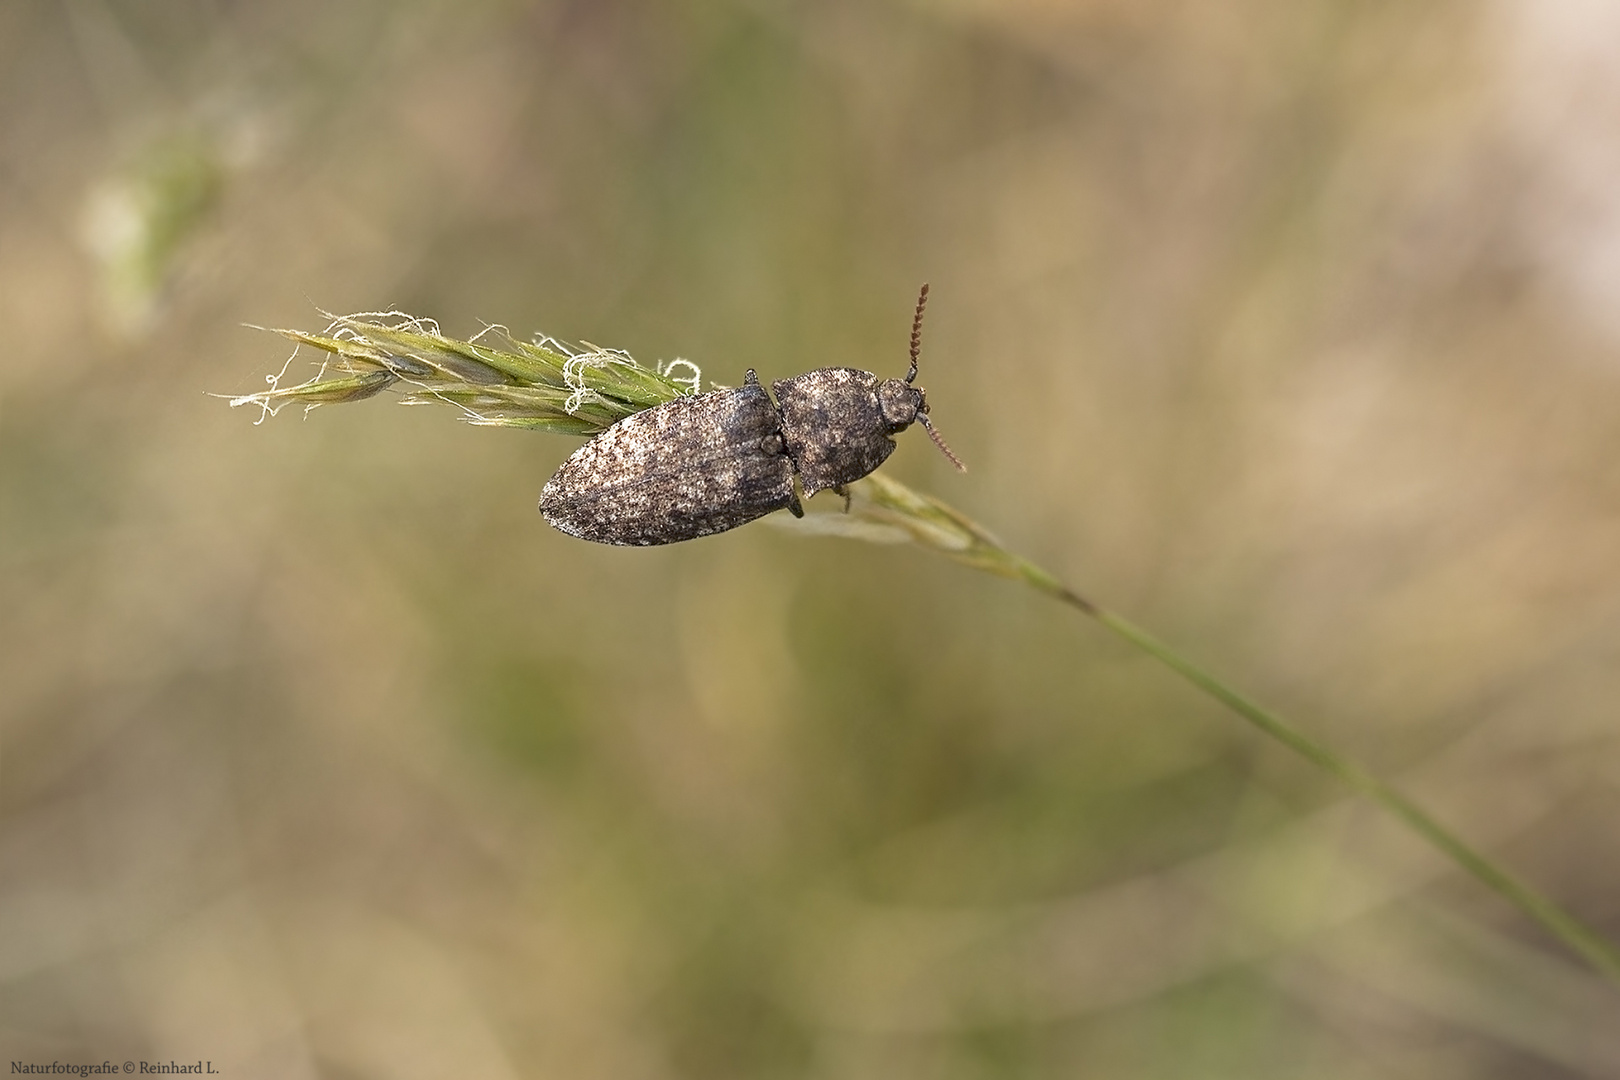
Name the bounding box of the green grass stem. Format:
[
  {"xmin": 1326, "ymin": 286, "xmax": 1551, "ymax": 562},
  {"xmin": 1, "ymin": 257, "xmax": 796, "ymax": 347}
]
[{"xmin": 832, "ymin": 473, "xmax": 1620, "ymax": 984}]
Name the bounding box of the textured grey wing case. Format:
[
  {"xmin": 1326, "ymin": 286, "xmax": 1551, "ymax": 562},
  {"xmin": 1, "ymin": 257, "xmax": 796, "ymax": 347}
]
[
  {"xmin": 772, "ymin": 368, "xmax": 896, "ymax": 497},
  {"xmin": 540, "ymin": 383, "xmax": 796, "ymax": 546}
]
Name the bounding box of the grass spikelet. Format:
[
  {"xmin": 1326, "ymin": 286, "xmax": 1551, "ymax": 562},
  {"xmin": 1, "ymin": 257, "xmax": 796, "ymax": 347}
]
[{"xmin": 230, "ymin": 311, "xmax": 697, "ymax": 431}]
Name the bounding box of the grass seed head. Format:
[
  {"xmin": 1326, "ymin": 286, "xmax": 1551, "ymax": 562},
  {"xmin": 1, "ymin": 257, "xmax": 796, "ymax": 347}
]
[{"xmin": 230, "ymin": 311, "xmax": 696, "ymax": 431}]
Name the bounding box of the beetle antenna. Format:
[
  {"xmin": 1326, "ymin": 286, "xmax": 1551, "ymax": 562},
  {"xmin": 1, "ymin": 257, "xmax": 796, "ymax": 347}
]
[
  {"xmin": 917, "ymin": 412, "xmax": 965, "ymax": 471},
  {"xmin": 907, "ymin": 283, "xmax": 929, "ymax": 384}
]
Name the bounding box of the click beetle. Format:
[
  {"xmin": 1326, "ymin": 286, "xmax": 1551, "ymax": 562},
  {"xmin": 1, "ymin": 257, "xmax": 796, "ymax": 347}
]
[{"xmin": 539, "ymin": 284, "xmax": 962, "ymax": 545}]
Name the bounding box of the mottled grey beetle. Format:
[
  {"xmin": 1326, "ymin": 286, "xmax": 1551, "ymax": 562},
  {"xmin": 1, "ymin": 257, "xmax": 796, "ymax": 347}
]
[{"xmin": 540, "ymin": 284, "xmax": 963, "ymax": 545}]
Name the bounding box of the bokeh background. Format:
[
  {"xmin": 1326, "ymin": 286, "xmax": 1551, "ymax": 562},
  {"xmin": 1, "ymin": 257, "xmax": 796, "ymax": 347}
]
[{"xmin": 4, "ymin": 1, "xmax": 1620, "ymax": 1076}]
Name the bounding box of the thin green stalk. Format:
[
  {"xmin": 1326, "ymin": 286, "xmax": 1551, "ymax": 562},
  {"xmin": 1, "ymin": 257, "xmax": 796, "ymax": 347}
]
[
  {"xmin": 1094, "ymin": 604, "xmax": 1620, "ymax": 982},
  {"xmin": 234, "ymin": 312, "xmax": 1620, "ymax": 985},
  {"xmin": 830, "ymin": 473, "xmax": 1620, "ymax": 984}
]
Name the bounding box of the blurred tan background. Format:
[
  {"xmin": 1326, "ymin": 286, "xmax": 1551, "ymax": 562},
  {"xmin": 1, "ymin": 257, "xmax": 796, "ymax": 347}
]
[{"xmin": 4, "ymin": 1, "xmax": 1620, "ymax": 1076}]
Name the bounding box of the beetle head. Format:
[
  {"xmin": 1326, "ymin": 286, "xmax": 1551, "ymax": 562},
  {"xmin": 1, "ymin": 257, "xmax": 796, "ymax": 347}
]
[{"xmin": 877, "ymin": 377, "xmax": 924, "ymax": 430}]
